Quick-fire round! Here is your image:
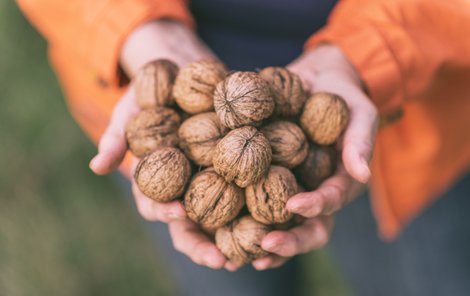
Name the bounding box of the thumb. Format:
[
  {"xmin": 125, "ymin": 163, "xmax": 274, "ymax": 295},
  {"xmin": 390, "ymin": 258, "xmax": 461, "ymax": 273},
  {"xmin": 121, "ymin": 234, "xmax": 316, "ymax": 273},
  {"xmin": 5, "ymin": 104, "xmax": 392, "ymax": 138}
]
[{"xmin": 90, "ymin": 86, "xmax": 140, "ymax": 175}]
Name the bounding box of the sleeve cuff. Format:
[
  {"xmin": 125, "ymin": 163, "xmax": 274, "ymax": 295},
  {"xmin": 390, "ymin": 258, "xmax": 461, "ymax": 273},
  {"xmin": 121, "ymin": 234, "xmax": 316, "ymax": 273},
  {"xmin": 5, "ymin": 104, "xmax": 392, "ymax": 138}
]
[
  {"xmin": 305, "ymin": 23, "xmax": 405, "ymax": 116},
  {"xmin": 87, "ymin": 0, "xmax": 194, "ymax": 88}
]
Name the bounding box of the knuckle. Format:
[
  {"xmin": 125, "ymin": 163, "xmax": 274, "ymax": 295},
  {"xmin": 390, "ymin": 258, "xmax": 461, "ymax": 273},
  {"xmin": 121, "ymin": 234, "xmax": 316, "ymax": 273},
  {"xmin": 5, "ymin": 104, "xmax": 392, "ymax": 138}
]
[{"xmin": 315, "ymin": 227, "xmax": 330, "ymax": 249}]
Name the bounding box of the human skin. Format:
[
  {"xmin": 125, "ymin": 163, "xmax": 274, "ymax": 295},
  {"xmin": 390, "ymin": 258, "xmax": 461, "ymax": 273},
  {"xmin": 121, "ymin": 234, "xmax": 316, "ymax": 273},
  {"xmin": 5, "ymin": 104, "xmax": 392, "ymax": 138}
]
[{"xmin": 89, "ymin": 20, "xmax": 379, "ymax": 271}]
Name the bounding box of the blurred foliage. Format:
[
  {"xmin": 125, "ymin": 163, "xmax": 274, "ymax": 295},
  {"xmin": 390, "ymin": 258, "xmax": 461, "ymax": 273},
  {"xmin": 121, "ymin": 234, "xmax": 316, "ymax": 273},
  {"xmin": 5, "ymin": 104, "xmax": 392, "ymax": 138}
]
[{"xmin": 0, "ymin": 2, "xmax": 349, "ymax": 296}]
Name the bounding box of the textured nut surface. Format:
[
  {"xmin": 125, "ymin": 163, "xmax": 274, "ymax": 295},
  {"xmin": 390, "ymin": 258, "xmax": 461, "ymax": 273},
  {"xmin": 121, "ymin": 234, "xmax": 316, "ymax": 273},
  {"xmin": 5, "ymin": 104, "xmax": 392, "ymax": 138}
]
[
  {"xmin": 173, "ymin": 60, "xmax": 227, "ymax": 114},
  {"xmin": 259, "ymin": 67, "xmax": 307, "ymax": 117},
  {"xmin": 215, "ymin": 216, "xmax": 270, "ymax": 267},
  {"xmin": 300, "ymin": 92, "xmax": 349, "ymax": 145},
  {"xmin": 213, "ymin": 126, "xmax": 272, "ymax": 188},
  {"xmin": 178, "ymin": 112, "xmax": 229, "ymax": 166},
  {"xmin": 125, "ymin": 108, "xmax": 180, "ymax": 158},
  {"xmin": 294, "ymin": 143, "xmax": 337, "ymax": 191},
  {"xmin": 135, "ymin": 59, "xmax": 179, "ymax": 109},
  {"xmin": 261, "ymin": 121, "xmax": 309, "ymax": 168},
  {"xmin": 246, "ymin": 166, "xmax": 298, "ymax": 224},
  {"xmin": 134, "ymin": 147, "xmax": 191, "ymax": 202},
  {"xmin": 214, "ymin": 71, "xmax": 274, "ymax": 129},
  {"xmin": 184, "ymin": 168, "xmax": 244, "ymax": 231}
]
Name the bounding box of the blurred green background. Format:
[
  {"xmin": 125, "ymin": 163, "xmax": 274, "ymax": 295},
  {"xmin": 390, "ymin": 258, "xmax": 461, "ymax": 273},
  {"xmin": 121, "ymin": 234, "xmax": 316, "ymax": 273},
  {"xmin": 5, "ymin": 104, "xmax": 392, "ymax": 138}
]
[{"xmin": 0, "ymin": 2, "xmax": 349, "ymax": 295}]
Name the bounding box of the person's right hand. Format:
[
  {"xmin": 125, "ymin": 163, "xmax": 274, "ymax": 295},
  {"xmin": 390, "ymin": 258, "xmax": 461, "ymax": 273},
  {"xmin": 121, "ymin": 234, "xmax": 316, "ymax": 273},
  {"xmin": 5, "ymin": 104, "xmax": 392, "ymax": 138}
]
[{"xmin": 89, "ymin": 20, "xmax": 229, "ymax": 269}]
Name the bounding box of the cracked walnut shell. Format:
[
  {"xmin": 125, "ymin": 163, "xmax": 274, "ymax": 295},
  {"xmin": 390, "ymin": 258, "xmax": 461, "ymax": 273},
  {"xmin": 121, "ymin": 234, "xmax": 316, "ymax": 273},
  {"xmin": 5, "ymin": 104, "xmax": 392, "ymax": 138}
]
[
  {"xmin": 125, "ymin": 107, "xmax": 180, "ymax": 158},
  {"xmin": 261, "ymin": 121, "xmax": 309, "ymax": 169},
  {"xmin": 214, "ymin": 71, "xmax": 274, "ymax": 129},
  {"xmin": 184, "ymin": 168, "xmax": 244, "ymax": 231},
  {"xmin": 134, "ymin": 59, "xmax": 179, "ymax": 109},
  {"xmin": 246, "ymin": 166, "xmax": 299, "ymax": 225},
  {"xmin": 178, "ymin": 112, "xmax": 229, "ymax": 166},
  {"xmin": 173, "ymin": 60, "xmax": 227, "ymax": 114},
  {"xmin": 300, "ymin": 92, "xmax": 349, "ymax": 145},
  {"xmin": 134, "ymin": 147, "xmax": 191, "ymax": 202},
  {"xmin": 259, "ymin": 67, "xmax": 307, "ymax": 117},
  {"xmin": 215, "ymin": 216, "xmax": 271, "ymax": 267},
  {"xmin": 213, "ymin": 126, "xmax": 272, "ymax": 188}
]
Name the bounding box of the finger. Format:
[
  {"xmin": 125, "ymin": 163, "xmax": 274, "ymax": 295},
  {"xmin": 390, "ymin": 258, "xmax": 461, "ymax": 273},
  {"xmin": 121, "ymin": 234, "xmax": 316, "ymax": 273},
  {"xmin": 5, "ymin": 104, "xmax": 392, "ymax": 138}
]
[
  {"xmin": 341, "ymin": 99, "xmax": 378, "ymax": 183},
  {"xmin": 252, "ymin": 255, "xmax": 289, "ymax": 271},
  {"xmin": 224, "ymin": 262, "xmax": 239, "ymax": 272},
  {"xmin": 169, "ymin": 220, "xmax": 226, "ymax": 269},
  {"xmin": 89, "ymin": 87, "xmax": 140, "ymax": 175},
  {"xmin": 287, "ymin": 166, "xmax": 351, "ymax": 217},
  {"xmin": 132, "ymin": 181, "xmax": 186, "ymax": 222},
  {"xmin": 262, "ymin": 216, "xmax": 334, "ymax": 257}
]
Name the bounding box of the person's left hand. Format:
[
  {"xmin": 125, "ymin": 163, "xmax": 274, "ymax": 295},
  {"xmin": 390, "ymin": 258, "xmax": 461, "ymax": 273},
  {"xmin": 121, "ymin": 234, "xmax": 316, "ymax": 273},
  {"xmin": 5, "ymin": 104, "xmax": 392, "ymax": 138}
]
[{"xmin": 251, "ymin": 45, "xmax": 379, "ymax": 270}]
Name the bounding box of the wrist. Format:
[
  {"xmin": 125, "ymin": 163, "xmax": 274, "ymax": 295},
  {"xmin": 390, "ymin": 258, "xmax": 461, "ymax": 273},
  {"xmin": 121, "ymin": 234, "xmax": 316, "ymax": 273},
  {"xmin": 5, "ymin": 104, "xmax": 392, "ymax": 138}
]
[{"xmin": 120, "ymin": 20, "xmax": 215, "ymax": 78}]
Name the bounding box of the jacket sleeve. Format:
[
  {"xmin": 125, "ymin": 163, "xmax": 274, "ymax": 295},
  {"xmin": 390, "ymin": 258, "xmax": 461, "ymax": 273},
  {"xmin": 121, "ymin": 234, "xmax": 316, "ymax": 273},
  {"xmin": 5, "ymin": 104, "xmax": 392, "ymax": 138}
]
[
  {"xmin": 305, "ymin": 0, "xmax": 470, "ymax": 115},
  {"xmin": 17, "ymin": 0, "xmax": 194, "ymax": 87}
]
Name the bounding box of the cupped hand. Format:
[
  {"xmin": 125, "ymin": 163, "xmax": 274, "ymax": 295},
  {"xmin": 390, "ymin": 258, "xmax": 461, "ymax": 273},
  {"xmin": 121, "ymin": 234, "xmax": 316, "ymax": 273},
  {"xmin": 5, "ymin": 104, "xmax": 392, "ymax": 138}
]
[
  {"xmin": 252, "ymin": 44, "xmax": 379, "ymax": 270},
  {"xmin": 89, "ymin": 20, "xmax": 229, "ymax": 269}
]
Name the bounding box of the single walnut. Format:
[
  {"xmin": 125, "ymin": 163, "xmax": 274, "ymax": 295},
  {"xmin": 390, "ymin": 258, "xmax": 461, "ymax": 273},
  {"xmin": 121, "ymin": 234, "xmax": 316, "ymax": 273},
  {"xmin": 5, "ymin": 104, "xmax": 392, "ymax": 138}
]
[
  {"xmin": 215, "ymin": 216, "xmax": 271, "ymax": 267},
  {"xmin": 125, "ymin": 108, "xmax": 180, "ymax": 158},
  {"xmin": 300, "ymin": 92, "xmax": 349, "ymax": 145},
  {"xmin": 178, "ymin": 112, "xmax": 229, "ymax": 166},
  {"xmin": 213, "ymin": 126, "xmax": 272, "ymax": 188},
  {"xmin": 259, "ymin": 67, "xmax": 307, "ymax": 117},
  {"xmin": 261, "ymin": 121, "xmax": 309, "ymax": 169},
  {"xmin": 173, "ymin": 60, "xmax": 227, "ymax": 114},
  {"xmin": 134, "ymin": 147, "xmax": 191, "ymax": 202},
  {"xmin": 184, "ymin": 168, "xmax": 244, "ymax": 231},
  {"xmin": 134, "ymin": 59, "xmax": 179, "ymax": 109},
  {"xmin": 294, "ymin": 143, "xmax": 337, "ymax": 191},
  {"xmin": 214, "ymin": 71, "xmax": 274, "ymax": 129},
  {"xmin": 246, "ymin": 166, "xmax": 299, "ymax": 224}
]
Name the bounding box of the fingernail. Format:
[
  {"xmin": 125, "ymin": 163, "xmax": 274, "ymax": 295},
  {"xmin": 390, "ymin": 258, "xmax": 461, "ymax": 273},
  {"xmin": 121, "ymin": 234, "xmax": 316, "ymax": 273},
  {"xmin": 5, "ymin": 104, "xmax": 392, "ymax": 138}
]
[
  {"xmin": 263, "ymin": 240, "xmax": 281, "ymax": 252},
  {"xmin": 167, "ymin": 211, "xmax": 185, "ymax": 220}
]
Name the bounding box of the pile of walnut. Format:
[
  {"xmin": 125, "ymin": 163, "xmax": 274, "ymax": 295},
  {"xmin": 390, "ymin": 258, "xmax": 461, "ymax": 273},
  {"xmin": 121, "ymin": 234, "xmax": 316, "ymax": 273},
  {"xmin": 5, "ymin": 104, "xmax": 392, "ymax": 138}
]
[{"xmin": 126, "ymin": 59, "xmax": 349, "ymax": 268}]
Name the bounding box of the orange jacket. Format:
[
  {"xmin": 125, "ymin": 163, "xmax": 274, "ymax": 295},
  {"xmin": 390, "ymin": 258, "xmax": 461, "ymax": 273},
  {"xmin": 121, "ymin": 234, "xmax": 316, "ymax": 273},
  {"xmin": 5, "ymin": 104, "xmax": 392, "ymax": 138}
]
[{"xmin": 18, "ymin": 0, "xmax": 470, "ymax": 240}]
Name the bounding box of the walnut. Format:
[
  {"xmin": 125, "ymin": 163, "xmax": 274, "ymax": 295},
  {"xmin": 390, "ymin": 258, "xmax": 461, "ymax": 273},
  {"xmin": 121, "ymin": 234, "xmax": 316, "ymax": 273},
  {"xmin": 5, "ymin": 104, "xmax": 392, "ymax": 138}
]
[
  {"xmin": 213, "ymin": 71, "xmax": 274, "ymax": 129},
  {"xmin": 134, "ymin": 59, "xmax": 179, "ymax": 109},
  {"xmin": 184, "ymin": 168, "xmax": 244, "ymax": 231},
  {"xmin": 259, "ymin": 67, "xmax": 307, "ymax": 117},
  {"xmin": 261, "ymin": 121, "xmax": 309, "ymax": 169},
  {"xmin": 294, "ymin": 143, "xmax": 337, "ymax": 191},
  {"xmin": 213, "ymin": 126, "xmax": 272, "ymax": 188},
  {"xmin": 300, "ymin": 92, "xmax": 349, "ymax": 145},
  {"xmin": 215, "ymin": 216, "xmax": 271, "ymax": 267},
  {"xmin": 246, "ymin": 166, "xmax": 299, "ymax": 224},
  {"xmin": 173, "ymin": 60, "xmax": 227, "ymax": 114},
  {"xmin": 125, "ymin": 108, "xmax": 180, "ymax": 158},
  {"xmin": 178, "ymin": 112, "xmax": 229, "ymax": 166},
  {"xmin": 134, "ymin": 147, "xmax": 191, "ymax": 202}
]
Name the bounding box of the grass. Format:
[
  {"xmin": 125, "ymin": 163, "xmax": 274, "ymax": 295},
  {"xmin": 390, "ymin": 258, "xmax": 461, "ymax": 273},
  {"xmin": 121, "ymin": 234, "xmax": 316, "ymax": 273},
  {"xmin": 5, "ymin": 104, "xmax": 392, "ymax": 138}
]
[{"xmin": 0, "ymin": 2, "xmax": 349, "ymax": 295}]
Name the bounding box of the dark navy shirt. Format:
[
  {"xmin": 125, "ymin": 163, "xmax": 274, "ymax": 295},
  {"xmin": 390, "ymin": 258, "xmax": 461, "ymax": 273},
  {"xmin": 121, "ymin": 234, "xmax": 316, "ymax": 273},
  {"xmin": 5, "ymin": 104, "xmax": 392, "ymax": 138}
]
[{"xmin": 190, "ymin": 0, "xmax": 338, "ymax": 70}]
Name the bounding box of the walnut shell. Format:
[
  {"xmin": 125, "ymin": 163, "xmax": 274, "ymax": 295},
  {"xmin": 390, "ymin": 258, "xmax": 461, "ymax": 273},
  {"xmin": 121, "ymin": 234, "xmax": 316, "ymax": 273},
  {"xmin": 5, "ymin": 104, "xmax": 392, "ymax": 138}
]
[
  {"xmin": 300, "ymin": 92, "xmax": 349, "ymax": 145},
  {"xmin": 184, "ymin": 168, "xmax": 244, "ymax": 231},
  {"xmin": 261, "ymin": 121, "xmax": 309, "ymax": 169},
  {"xmin": 215, "ymin": 216, "xmax": 271, "ymax": 267},
  {"xmin": 134, "ymin": 59, "xmax": 179, "ymax": 109},
  {"xmin": 213, "ymin": 126, "xmax": 272, "ymax": 188},
  {"xmin": 294, "ymin": 143, "xmax": 337, "ymax": 191},
  {"xmin": 178, "ymin": 112, "xmax": 229, "ymax": 166},
  {"xmin": 173, "ymin": 60, "xmax": 227, "ymax": 114},
  {"xmin": 134, "ymin": 147, "xmax": 191, "ymax": 202},
  {"xmin": 125, "ymin": 108, "xmax": 180, "ymax": 158},
  {"xmin": 246, "ymin": 166, "xmax": 299, "ymax": 224},
  {"xmin": 213, "ymin": 71, "xmax": 274, "ymax": 129},
  {"xmin": 259, "ymin": 67, "xmax": 307, "ymax": 117}
]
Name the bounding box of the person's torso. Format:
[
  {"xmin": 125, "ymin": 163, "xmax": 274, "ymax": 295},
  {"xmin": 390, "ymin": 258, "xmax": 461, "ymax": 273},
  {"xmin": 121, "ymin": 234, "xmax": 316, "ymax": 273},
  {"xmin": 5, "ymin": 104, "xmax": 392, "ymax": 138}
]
[{"xmin": 190, "ymin": 0, "xmax": 337, "ymax": 70}]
